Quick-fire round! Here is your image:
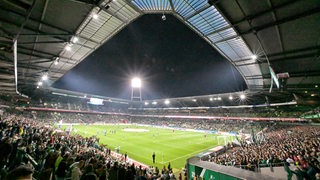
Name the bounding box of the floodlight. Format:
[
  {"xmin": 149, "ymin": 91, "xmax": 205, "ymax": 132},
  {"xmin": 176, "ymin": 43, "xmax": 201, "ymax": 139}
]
[
  {"xmin": 315, "ymin": 85, "xmax": 318, "ymax": 88},
  {"xmin": 92, "ymin": 13, "xmax": 98, "ymax": 19},
  {"xmin": 192, "ymin": 99, "xmax": 197, "ymax": 102},
  {"xmin": 38, "ymin": 81, "xmax": 43, "ymax": 86},
  {"xmin": 251, "ymin": 54, "xmax": 257, "ymax": 60},
  {"xmin": 217, "ymin": 97, "xmax": 222, "ymax": 101},
  {"xmin": 65, "ymin": 45, "xmax": 71, "ymax": 51},
  {"xmin": 131, "ymin": 77, "xmax": 142, "ymax": 101},
  {"xmin": 72, "ymin": 36, "xmax": 79, "ymax": 43},
  {"xmin": 164, "ymin": 99, "xmax": 170, "ymax": 105},
  {"xmin": 144, "ymin": 102, "xmax": 149, "ymax": 105},
  {"xmin": 42, "ymin": 74, "xmax": 48, "ymax": 81},
  {"xmin": 229, "ymin": 96, "xmax": 233, "ymax": 100},
  {"xmin": 240, "ymin": 94, "xmax": 246, "ymax": 100},
  {"xmin": 54, "ymin": 57, "xmax": 59, "ymax": 65},
  {"xmin": 152, "ymin": 101, "xmax": 157, "ymax": 105},
  {"xmin": 131, "ymin": 77, "xmax": 141, "ymax": 88},
  {"xmin": 162, "ymin": 14, "xmax": 166, "ymax": 21},
  {"xmin": 209, "ymin": 97, "xmax": 213, "ymax": 101},
  {"xmin": 36, "ymin": 86, "xmax": 39, "ymax": 89}
]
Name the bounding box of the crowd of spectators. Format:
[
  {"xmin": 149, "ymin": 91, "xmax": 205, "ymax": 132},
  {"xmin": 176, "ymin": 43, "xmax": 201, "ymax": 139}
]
[
  {"xmin": 1, "ymin": 93, "xmax": 306, "ymax": 119},
  {"xmin": 209, "ymin": 125, "xmax": 320, "ymax": 179},
  {"xmin": 33, "ymin": 111, "xmax": 126, "ymax": 125},
  {"xmin": 129, "ymin": 116, "xmax": 270, "ymax": 134},
  {"xmin": 130, "ymin": 107, "xmax": 305, "ymax": 118},
  {"xmin": 1, "ymin": 106, "xmax": 319, "ymax": 180},
  {"xmin": 28, "ymin": 110, "xmax": 271, "ymax": 134},
  {"xmin": 0, "ymin": 113, "xmax": 179, "ymax": 180}
]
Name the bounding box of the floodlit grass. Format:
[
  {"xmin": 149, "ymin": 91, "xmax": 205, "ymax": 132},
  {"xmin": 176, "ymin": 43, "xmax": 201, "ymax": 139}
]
[{"xmin": 67, "ymin": 124, "xmax": 233, "ymax": 172}]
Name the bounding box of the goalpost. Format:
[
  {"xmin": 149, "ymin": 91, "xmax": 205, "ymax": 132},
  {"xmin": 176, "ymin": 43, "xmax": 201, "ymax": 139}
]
[
  {"xmin": 217, "ymin": 135, "xmax": 234, "ymax": 145},
  {"xmin": 217, "ymin": 136, "xmax": 227, "ymax": 145}
]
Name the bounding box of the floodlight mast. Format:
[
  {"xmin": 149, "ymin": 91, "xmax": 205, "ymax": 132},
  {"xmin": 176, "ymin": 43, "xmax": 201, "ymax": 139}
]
[{"xmin": 131, "ymin": 78, "xmax": 142, "ymax": 101}]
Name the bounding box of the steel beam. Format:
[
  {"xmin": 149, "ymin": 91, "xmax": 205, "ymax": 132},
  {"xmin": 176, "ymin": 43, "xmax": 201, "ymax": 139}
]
[{"xmin": 239, "ymin": 7, "xmax": 320, "ymax": 35}]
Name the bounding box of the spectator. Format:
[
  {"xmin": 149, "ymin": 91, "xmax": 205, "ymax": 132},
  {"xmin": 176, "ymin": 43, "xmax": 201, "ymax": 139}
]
[
  {"xmin": 5, "ymin": 165, "xmax": 33, "ymax": 180},
  {"xmin": 80, "ymin": 164, "xmax": 97, "ymax": 180},
  {"xmin": 71, "ymin": 160, "xmax": 84, "ymax": 180}
]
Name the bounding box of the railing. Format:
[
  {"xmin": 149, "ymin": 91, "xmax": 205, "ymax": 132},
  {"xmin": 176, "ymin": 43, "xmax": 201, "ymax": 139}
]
[{"xmin": 213, "ymin": 161, "xmax": 286, "ymax": 172}]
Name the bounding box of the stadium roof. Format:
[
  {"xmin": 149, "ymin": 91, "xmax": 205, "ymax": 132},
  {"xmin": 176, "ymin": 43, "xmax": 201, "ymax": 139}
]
[{"xmin": 0, "ymin": 0, "xmax": 319, "ymax": 106}]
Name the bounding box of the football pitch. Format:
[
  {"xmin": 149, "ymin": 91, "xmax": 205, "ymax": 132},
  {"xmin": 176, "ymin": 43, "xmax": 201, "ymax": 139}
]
[{"xmin": 69, "ymin": 124, "xmax": 234, "ymax": 172}]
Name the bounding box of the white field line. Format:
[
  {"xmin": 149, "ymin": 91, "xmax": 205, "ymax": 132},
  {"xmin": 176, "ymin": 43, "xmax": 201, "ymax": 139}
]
[
  {"xmin": 75, "ymin": 126, "xmax": 232, "ymax": 166},
  {"xmin": 161, "ymin": 146, "xmax": 214, "ymax": 164},
  {"xmin": 120, "ymin": 145, "xmax": 214, "ymax": 166}
]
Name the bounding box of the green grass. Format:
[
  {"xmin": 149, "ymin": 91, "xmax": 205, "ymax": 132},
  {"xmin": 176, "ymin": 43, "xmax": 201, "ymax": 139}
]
[{"xmin": 67, "ymin": 124, "xmax": 234, "ymax": 172}]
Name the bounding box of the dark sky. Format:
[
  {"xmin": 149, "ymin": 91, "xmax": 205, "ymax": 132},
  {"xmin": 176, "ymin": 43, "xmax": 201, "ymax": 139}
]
[{"xmin": 53, "ymin": 14, "xmax": 246, "ymax": 100}]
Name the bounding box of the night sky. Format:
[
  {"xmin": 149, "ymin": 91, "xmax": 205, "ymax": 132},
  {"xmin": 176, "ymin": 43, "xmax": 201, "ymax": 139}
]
[{"xmin": 53, "ymin": 14, "xmax": 246, "ymax": 100}]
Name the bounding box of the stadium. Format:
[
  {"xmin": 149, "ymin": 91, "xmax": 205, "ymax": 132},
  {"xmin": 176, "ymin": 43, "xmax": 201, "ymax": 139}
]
[{"xmin": 0, "ymin": 0, "xmax": 320, "ymax": 180}]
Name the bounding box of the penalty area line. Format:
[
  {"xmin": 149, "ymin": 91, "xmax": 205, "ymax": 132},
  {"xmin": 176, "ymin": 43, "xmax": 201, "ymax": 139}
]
[{"xmin": 161, "ymin": 146, "xmax": 214, "ymax": 164}]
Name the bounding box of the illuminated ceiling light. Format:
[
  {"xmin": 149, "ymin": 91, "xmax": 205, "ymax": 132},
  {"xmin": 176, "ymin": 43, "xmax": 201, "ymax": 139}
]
[
  {"xmin": 65, "ymin": 45, "xmax": 71, "ymax": 51},
  {"xmin": 54, "ymin": 57, "xmax": 59, "ymax": 65},
  {"xmin": 38, "ymin": 81, "xmax": 43, "ymax": 86},
  {"xmin": 131, "ymin": 77, "xmax": 141, "ymax": 88},
  {"xmin": 42, "ymin": 74, "xmax": 48, "ymax": 81},
  {"xmin": 144, "ymin": 102, "xmax": 149, "ymax": 105},
  {"xmin": 192, "ymin": 99, "xmax": 197, "ymax": 102},
  {"xmin": 164, "ymin": 99, "xmax": 170, "ymax": 105},
  {"xmin": 315, "ymin": 85, "xmax": 318, "ymax": 88},
  {"xmin": 251, "ymin": 54, "xmax": 257, "ymax": 60},
  {"xmin": 152, "ymin": 101, "xmax": 157, "ymax": 105},
  {"xmin": 72, "ymin": 36, "xmax": 79, "ymax": 43},
  {"xmin": 36, "ymin": 86, "xmax": 39, "ymax": 89},
  {"xmin": 311, "ymin": 94, "xmax": 316, "ymax": 97},
  {"xmin": 240, "ymin": 94, "xmax": 246, "ymax": 100},
  {"xmin": 217, "ymin": 97, "xmax": 222, "ymax": 101},
  {"xmin": 305, "ymin": 91, "xmax": 308, "ymax": 93},
  {"xmin": 229, "ymin": 96, "xmax": 233, "ymax": 100},
  {"xmin": 162, "ymin": 14, "xmax": 166, "ymax": 21},
  {"xmin": 209, "ymin": 97, "xmax": 213, "ymax": 101},
  {"xmin": 92, "ymin": 13, "xmax": 98, "ymax": 19}
]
